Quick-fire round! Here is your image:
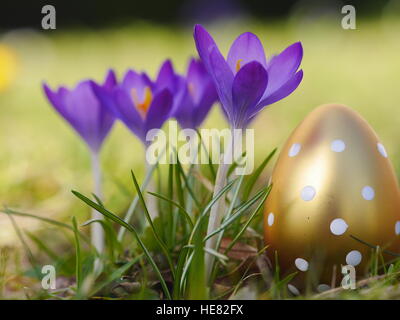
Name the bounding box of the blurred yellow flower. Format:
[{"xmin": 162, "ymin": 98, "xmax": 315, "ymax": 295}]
[{"xmin": 0, "ymin": 44, "xmax": 18, "ymax": 91}]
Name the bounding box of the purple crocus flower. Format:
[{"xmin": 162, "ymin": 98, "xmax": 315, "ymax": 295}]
[
  {"xmin": 92, "ymin": 61, "xmax": 175, "ymax": 145},
  {"xmin": 173, "ymin": 58, "xmax": 218, "ymax": 129},
  {"xmin": 44, "ymin": 71, "xmax": 118, "ymax": 260},
  {"xmin": 194, "ymin": 24, "xmax": 303, "ymax": 129},
  {"xmin": 43, "ymin": 70, "xmax": 117, "ymax": 152}
]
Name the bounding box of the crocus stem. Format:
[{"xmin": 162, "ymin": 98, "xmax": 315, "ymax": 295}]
[
  {"xmin": 186, "ymin": 132, "xmax": 201, "ymax": 218},
  {"xmin": 204, "ymin": 132, "xmax": 234, "ymax": 280},
  {"xmin": 145, "ymin": 150, "xmax": 159, "ymax": 220},
  {"xmin": 91, "ymin": 151, "xmax": 104, "ymax": 269}
]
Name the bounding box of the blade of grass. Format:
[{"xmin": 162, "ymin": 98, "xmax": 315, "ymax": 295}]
[
  {"xmin": 227, "ymin": 150, "xmax": 246, "ymax": 177},
  {"xmin": 195, "ymin": 128, "xmax": 216, "ymax": 180},
  {"xmin": 180, "ymin": 251, "xmax": 194, "ymax": 294},
  {"xmin": 91, "ymin": 193, "xmax": 104, "ymax": 207},
  {"xmin": 6, "ymin": 214, "xmax": 42, "ymax": 280},
  {"xmin": 205, "ymin": 186, "xmax": 267, "ymax": 241},
  {"xmin": 350, "ymin": 234, "xmax": 400, "ymax": 257},
  {"xmin": 174, "ymin": 159, "xmax": 188, "ymax": 237},
  {"xmin": 118, "ymin": 164, "xmax": 157, "ymax": 242},
  {"xmin": 277, "ymin": 272, "xmax": 298, "ymax": 298},
  {"xmin": 2, "ymin": 207, "xmax": 90, "ymax": 244},
  {"xmin": 188, "ymin": 178, "xmax": 237, "ymax": 245},
  {"xmin": 167, "ymin": 163, "xmax": 175, "ymax": 248},
  {"xmin": 187, "ymin": 220, "xmax": 207, "ymax": 299},
  {"xmin": 117, "ymin": 149, "xmax": 164, "ymax": 242},
  {"xmin": 230, "ymin": 273, "xmax": 262, "ymax": 298},
  {"xmin": 148, "ymin": 192, "xmax": 194, "ymax": 229},
  {"xmin": 26, "ymin": 232, "xmax": 60, "ymax": 262},
  {"xmin": 90, "ymin": 254, "xmax": 143, "ymax": 296},
  {"xmin": 229, "ymin": 246, "xmax": 271, "ymax": 298},
  {"xmin": 3, "ymin": 208, "xmax": 71, "ymax": 230},
  {"xmin": 204, "ymin": 248, "xmax": 228, "ymax": 265},
  {"xmin": 71, "ymin": 190, "xmax": 172, "ymax": 299},
  {"xmin": 81, "ymin": 219, "xmax": 123, "ymax": 261},
  {"xmin": 173, "ymin": 246, "xmax": 190, "ymax": 299},
  {"xmin": 242, "ymin": 148, "xmax": 276, "ymax": 201},
  {"xmin": 71, "ymin": 216, "xmax": 83, "ymax": 293},
  {"xmin": 25, "ymin": 231, "xmax": 74, "ymax": 275},
  {"xmin": 208, "ymin": 174, "xmax": 245, "ymax": 283},
  {"xmin": 176, "ymin": 159, "xmax": 201, "ymax": 209},
  {"xmin": 224, "ymin": 185, "xmax": 272, "ymax": 255},
  {"xmin": 92, "ymin": 195, "xmax": 123, "ymax": 259},
  {"xmin": 130, "ymin": 171, "xmax": 176, "ymax": 279},
  {"xmin": 184, "ymin": 171, "xmax": 195, "ymax": 218},
  {"xmin": 208, "ymin": 186, "xmax": 268, "ymax": 285}
]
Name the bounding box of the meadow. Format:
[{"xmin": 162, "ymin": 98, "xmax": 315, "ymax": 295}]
[{"xmin": 0, "ymin": 17, "xmax": 399, "ymax": 299}]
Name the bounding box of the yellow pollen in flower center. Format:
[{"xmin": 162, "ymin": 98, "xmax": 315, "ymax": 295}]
[
  {"xmin": 236, "ymin": 59, "xmax": 243, "ymax": 72},
  {"xmin": 131, "ymin": 87, "xmax": 152, "ymax": 115},
  {"xmin": 188, "ymin": 82, "xmax": 195, "ymax": 98}
]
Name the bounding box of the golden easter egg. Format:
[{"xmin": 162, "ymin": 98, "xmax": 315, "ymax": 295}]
[{"xmin": 264, "ymin": 104, "xmax": 400, "ymax": 293}]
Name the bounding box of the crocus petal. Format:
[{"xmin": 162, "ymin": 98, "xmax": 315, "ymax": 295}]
[
  {"xmin": 192, "ymin": 81, "xmax": 217, "ymax": 128},
  {"xmin": 194, "ymin": 25, "xmax": 236, "ymax": 124},
  {"xmin": 112, "ymin": 87, "xmax": 145, "ymax": 140},
  {"xmin": 43, "ymin": 83, "xmax": 70, "ymax": 121},
  {"xmin": 263, "ymin": 42, "xmax": 303, "ymax": 96},
  {"xmin": 97, "ymin": 72, "xmax": 117, "ymax": 146},
  {"xmin": 45, "ymin": 71, "xmax": 117, "ymax": 152},
  {"xmin": 227, "ymin": 32, "xmax": 267, "ymax": 73},
  {"xmin": 174, "ymin": 88, "xmax": 197, "ymax": 129},
  {"xmin": 193, "ymin": 24, "xmax": 219, "ymax": 74},
  {"xmin": 209, "ymin": 46, "xmax": 234, "ymax": 118},
  {"xmin": 45, "ymin": 82, "xmax": 109, "ymax": 152},
  {"xmin": 186, "ymin": 58, "xmax": 208, "ymax": 103},
  {"xmin": 155, "ymin": 60, "xmax": 185, "ymax": 111},
  {"xmin": 174, "ymin": 80, "xmax": 217, "ymax": 129},
  {"xmin": 172, "ymin": 75, "xmax": 188, "ymax": 113},
  {"xmin": 97, "ymin": 109, "xmax": 115, "ymax": 150},
  {"xmin": 155, "ymin": 60, "xmax": 176, "ymax": 91},
  {"xmin": 122, "ymin": 70, "xmax": 153, "ymax": 100},
  {"xmin": 255, "ymin": 70, "xmax": 303, "ymax": 113},
  {"xmin": 122, "ymin": 69, "xmax": 142, "ymax": 88},
  {"xmin": 144, "ymin": 88, "xmax": 173, "ymax": 139},
  {"xmin": 103, "ymin": 69, "xmax": 117, "ymax": 89},
  {"xmin": 91, "ymin": 81, "xmax": 116, "ymax": 115},
  {"xmin": 64, "ymin": 81, "xmax": 109, "ymax": 151},
  {"xmin": 173, "ymin": 58, "xmax": 217, "ymax": 129},
  {"xmin": 231, "ymin": 61, "xmax": 268, "ymax": 128}
]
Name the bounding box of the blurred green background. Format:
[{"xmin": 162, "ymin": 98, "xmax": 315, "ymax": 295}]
[{"xmin": 1, "ymin": 0, "xmax": 400, "ymax": 245}]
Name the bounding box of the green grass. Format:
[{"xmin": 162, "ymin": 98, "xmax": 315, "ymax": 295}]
[
  {"xmin": 0, "ymin": 18, "xmax": 400, "ymax": 299},
  {"xmin": 72, "ymin": 152, "xmax": 274, "ymax": 300},
  {"xmin": 2, "ymin": 144, "xmax": 399, "ymax": 300}
]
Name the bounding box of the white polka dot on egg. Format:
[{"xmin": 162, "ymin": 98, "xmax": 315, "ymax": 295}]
[
  {"xmin": 377, "ymin": 142, "xmax": 388, "ymax": 158},
  {"xmin": 288, "ymin": 143, "xmax": 301, "ymax": 157},
  {"xmin": 362, "ymin": 186, "xmax": 375, "ymax": 200},
  {"xmin": 395, "ymin": 221, "xmax": 400, "ymax": 235},
  {"xmin": 267, "ymin": 212, "xmax": 274, "ymax": 226},
  {"xmin": 346, "ymin": 250, "xmax": 362, "ymax": 266},
  {"xmin": 317, "ymin": 284, "xmax": 330, "ymax": 293},
  {"xmin": 295, "ymin": 258, "xmax": 309, "ymax": 271},
  {"xmin": 330, "ymin": 218, "xmax": 348, "ymax": 235},
  {"xmin": 288, "ymin": 284, "xmax": 300, "ymax": 296},
  {"xmin": 301, "ymin": 186, "xmax": 316, "ymax": 201},
  {"xmin": 331, "ymin": 139, "xmax": 346, "ymax": 152}
]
